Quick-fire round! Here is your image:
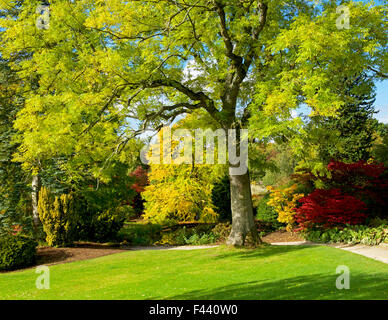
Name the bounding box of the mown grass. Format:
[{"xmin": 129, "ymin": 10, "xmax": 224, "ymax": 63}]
[{"xmin": 0, "ymin": 245, "xmax": 387, "ymax": 300}]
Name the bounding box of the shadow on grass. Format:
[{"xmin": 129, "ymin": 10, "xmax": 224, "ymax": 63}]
[{"xmin": 163, "ymin": 273, "xmax": 388, "ymax": 300}]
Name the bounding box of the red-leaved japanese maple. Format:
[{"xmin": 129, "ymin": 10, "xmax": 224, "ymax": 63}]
[{"xmin": 295, "ymin": 188, "xmax": 367, "ymax": 230}]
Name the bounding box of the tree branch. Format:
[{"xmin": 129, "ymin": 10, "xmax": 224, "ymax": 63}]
[
  {"xmin": 143, "ymin": 79, "xmax": 220, "ymax": 120},
  {"xmin": 243, "ymin": 1, "xmax": 268, "ymax": 72},
  {"xmin": 368, "ymin": 66, "xmax": 388, "ymax": 79},
  {"xmin": 214, "ymin": 1, "xmax": 243, "ymax": 66}
]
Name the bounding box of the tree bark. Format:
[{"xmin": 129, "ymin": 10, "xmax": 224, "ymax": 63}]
[
  {"xmin": 227, "ymin": 169, "xmax": 261, "ymax": 246},
  {"xmin": 32, "ymin": 174, "xmax": 41, "ymax": 228}
]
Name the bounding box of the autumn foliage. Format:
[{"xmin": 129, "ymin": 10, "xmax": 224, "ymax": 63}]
[
  {"xmin": 294, "ymin": 161, "xmax": 388, "ymax": 230},
  {"xmin": 295, "ymin": 189, "xmax": 368, "ymax": 230},
  {"xmin": 130, "ymin": 166, "xmax": 149, "ymax": 194},
  {"xmin": 129, "ymin": 166, "xmax": 149, "ymax": 216},
  {"xmin": 326, "ymin": 161, "xmax": 388, "ymax": 218},
  {"xmin": 266, "ymin": 184, "xmax": 304, "ymax": 231},
  {"xmin": 142, "ymin": 163, "xmax": 220, "ymax": 224}
]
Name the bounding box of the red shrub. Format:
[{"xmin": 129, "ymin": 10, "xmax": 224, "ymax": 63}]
[
  {"xmin": 328, "ymin": 161, "xmax": 388, "ymax": 219},
  {"xmin": 295, "ymin": 188, "xmax": 367, "ymax": 230},
  {"xmin": 328, "ymin": 160, "xmax": 385, "ymax": 180},
  {"xmin": 294, "ymin": 161, "xmax": 388, "ymax": 221},
  {"xmin": 130, "ymin": 166, "xmax": 149, "ymax": 193},
  {"xmin": 129, "ymin": 166, "xmax": 149, "ymax": 216}
]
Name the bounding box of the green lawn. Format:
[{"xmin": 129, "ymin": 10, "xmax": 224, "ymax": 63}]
[{"xmin": 0, "ymin": 245, "xmax": 387, "ymax": 300}]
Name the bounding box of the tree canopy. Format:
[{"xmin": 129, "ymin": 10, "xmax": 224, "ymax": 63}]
[
  {"xmin": 0, "ymin": 1, "xmax": 385, "ymax": 167},
  {"xmin": 1, "ymin": 0, "xmax": 387, "ymax": 245}
]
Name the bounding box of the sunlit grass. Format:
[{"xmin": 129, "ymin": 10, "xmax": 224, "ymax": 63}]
[{"xmin": 0, "ymin": 245, "xmax": 387, "ymax": 300}]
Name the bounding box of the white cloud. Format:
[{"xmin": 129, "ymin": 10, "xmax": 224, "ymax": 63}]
[{"xmin": 183, "ymin": 59, "xmax": 203, "ymax": 81}]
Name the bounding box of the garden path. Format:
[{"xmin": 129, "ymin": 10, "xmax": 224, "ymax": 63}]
[{"xmin": 271, "ymin": 241, "xmax": 388, "ymax": 264}]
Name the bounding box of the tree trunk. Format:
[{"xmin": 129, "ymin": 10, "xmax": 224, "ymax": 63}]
[
  {"xmin": 226, "ymin": 169, "xmax": 261, "ymax": 246},
  {"xmin": 32, "ymin": 174, "xmax": 41, "ymax": 228}
]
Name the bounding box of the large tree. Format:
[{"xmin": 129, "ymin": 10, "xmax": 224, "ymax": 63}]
[
  {"xmin": 0, "ymin": 58, "xmax": 31, "ymax": 233},
  {"xmin": 308, "ymin": 74, "xmax": 379, "ymax": 164},
  {"xmin": 0, "ymin": 0, "xmax": 387, "ymax": 245}
]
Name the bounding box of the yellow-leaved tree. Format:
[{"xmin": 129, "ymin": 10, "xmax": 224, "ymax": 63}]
[
  {"xmin": 142, "ymin": 124, "xmax": 226, "ymax": 225},
  {"xmin": 142, "ymin": 164, "xmax": 221, "ymax": 224},
  {"xmin": 267, "ymin": 184, "xmax": 304, "ymax": 231}
]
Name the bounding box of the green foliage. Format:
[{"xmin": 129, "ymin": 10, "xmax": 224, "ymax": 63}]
[
  {"xmin": 120, "ymin": 222, "xmax": 221, "ymax": 246},
  {"xmin": 0, "ymin": 59, "xmax": 31, "ymax": 235},
  {"xmin": 248, "ymin": 142, "xmax": 275, "ymax": 182},
  {"xmin": 211, "ymin": 175, "xmax": 232, "ymax": 223},
  {"xmin": 156, "ymin": 225, "xmax": 217, "ymax": 246},
  {"xmin": 309, "ymin": 74, "xmax": 378, "ymax": 164},
  {"xmin": 303, "ymin": 225, "xmax": 388, "ymax": 246},
  {"xmin": 0, "ymin": 234, "xmax": 37, "ymax": 271},
  {"xmin": 91, "ymin": 206, "xmax": 133, "ymax": 242},
  {"xmin": 184, "ymin": 232, "xmax": 218, "ymax": 245},
  {"xmin": 37, "ymin": 187, "xmax": 78, "ymax": 247},
  {"xmin": 75, "ymin": 201, "xmax": 134, "ymax": 243},
  {"xmin": 66, "ymin": 161, "xmax": 138, "ymax": 242},
  {"xmin": 1, "ymin": 1, "xmax": 387, "ymax": 246},
  {"xmin": 1, "ymin": 0, "xmax": 385, "ymax": 182},
  {"xmin": 250, "ymin": 2, "xmax": 387, "ymax": 141},
  {"xmin": 142, "ymin": 163, "xmax": 220, "ymax": 224},
  {"xmin": 373, "ymin": 123, "xmax": 388, "ymax": 166},
  {"xmin": 256, "ymin": 193, "xmax": 284, "ymax": 229},
  {"xmin": 78, "ymin": 162, "xmax": 137, "ymax": 213},
  {"xmin": 119, "ymin": 223, "xmax": 163, "ymax": 246},
  {"xmin": 261, "ymin": 144, "xmax": 297, "ymax": 187},
  {"xmin": 211, "ymin": 222, "xmax": 232, "ymax": 242},
  {"xmin": 368, "ymin": 217, "xmax": 388, "ymax": 228}
]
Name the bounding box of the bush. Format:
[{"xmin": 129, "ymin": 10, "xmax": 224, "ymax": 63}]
[
  {"xmin": 119, "ymin": 223, "xmax": 163, "ymax": 245},
  {"xmin": 302, "ymin": 224, "xmax": 388, "ymax": 246},
  {"xmin": 368, "ymin": 217, "xmax": 388, "ymax": 228},
  {"xmin": 121, "ymin": 222, "xmax": 224, "ymax": 246},
  {"xmin": 156, "ymin": 224, "xmax": 217, "ymax": 246},
  {"xmin": 261, "ymin": 144, "xmax": 297, "ymax": 188},
  {"xmin": 295, "ymin": 188, "xmax": 367, "ymax": 230},
  {"xmin": 256, "ymin": 220, "xmax": 280, "ymax": 236},
  {"xmin": 129, "ymin": 166, "xmax": 149, "ymax": 217},
  {"xmin": 142, "ymin": 149, "xmax": 223, "ymax": 224},
  {"xmin": 91, "ymin": 206, "xmax": 132, "ymax": 242},
  {"xmin": 184, "ymin": 232, "xmax": 217, "ymax": 245},
  {"xmin": 156, "ymin": 228, "xmax": 188, "ymax": 246},
  {"xmin": 294, "ymin": 161, "xmax": 388, "ymax": 220},
  {"xmin": 267, "ymin": 184, "xmax": 304, "ymax": 231},
  {"xmin": 0, "ymin": 234, "xmax": 37, "ymax": 271},
  {"xmin": 256, "ymin": 193, "xmax": 283, "ymax": 229},
  {"xmin": 72, "ymin": 161, "xmax": 138, "ymax": 242},
  {"xmin": 211, "ymin": 176, "xmax": 232, "ymax": 222},
  {"xmin": 73, "ymin": 193, "xmax": 135, "ymax": 242},
  {"xmin": 211, "ymin": 222, "xmax": 231, "ymax": 242},
  {"xmin": 38, "ymin": 188, "xmax": 78, "ymax": 247}
]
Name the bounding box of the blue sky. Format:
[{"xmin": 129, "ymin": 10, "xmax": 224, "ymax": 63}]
[{"xmin": 374, "ymin": 80, "xmax": 388, "ymax": 123}]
